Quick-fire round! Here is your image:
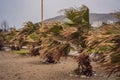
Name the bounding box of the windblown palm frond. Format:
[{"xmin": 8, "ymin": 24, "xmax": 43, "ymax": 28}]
[
  {"xmin": 84, "ymin": 23, "xmax": 120, "ymax": 77},
  {"xmin": 40, "ymin": 43, "xmax": 70, "ymax": 62}
]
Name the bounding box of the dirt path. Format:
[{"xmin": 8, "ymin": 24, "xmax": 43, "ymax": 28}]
[{"xmin": 0, "ymin": 51, "xmax": 115, "ymax": 80}]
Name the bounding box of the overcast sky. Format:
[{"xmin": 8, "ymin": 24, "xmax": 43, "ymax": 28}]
[{"xmin": 0, "ymin": 0, "xmax": 120, "ymax": 28}]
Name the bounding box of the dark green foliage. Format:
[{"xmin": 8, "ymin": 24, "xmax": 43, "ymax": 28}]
[
  {"xmin": 49, "ymin": 25, "xmax": 63, "ymax": 35},
  {"xmin": 64, "ymin": 5, "xmax": 89, "ymax": 27},
  {"xmin": 0, "ymin": 32, "xmax": 5, "ymax": 39},
  {"xmin": 98, "ymin": 46, "xmax": 113, "ymax": 53},
  {"xmin": 19, "ymin": 21, "xmax": 39, "ymax": 35},
  {"xmin": 30, "ymin": 33, "xmax": 39, "ymax": 42},
  {"xmin": 41, "ymin": 32, "xmax": 47, "ymax": 37},
  {"xmin": 111, "ymin": 52, "xmax": 120, "ymax": 64},
  {"xmin": 9, "ymin": 31, "xmax": 16, "ymax": 40},
  {"xmin": 70, "ymin": 32, "xmax": 80, "ymax": 39},
  {"xmin": 64, "ymin": 5, "xmax": 90, "ymax": 50}
]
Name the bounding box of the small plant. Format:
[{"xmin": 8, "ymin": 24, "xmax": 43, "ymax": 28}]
[{"xmin": 13, "ymin": 49, "xmax": 29, "ymax": 55}]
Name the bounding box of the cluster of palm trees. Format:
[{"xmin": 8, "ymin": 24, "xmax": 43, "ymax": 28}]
[
  {"xmin": 39, "ymin": 5, "xmax": 93, "ymax": 77},
  {"xmin": 2, "ymin": 5, "xmax": 120, "ymax": 79},
  {"xmin": 4, "ymin": 21, "xmax": 40, "ymax": 51}
]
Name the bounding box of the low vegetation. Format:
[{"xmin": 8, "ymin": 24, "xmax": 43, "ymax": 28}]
[{"xmin": 13, "ymin": 49, "xmax": 29, "ymax": 55}]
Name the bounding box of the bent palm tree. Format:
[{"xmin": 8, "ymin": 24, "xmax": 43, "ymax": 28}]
[
  {"xmin": 40, "ymin": 43, "xmax": 70, "ymax": 63},
  {"xmin": 62, "ymin": 6, "xmax": 93, "ymax": 76}
]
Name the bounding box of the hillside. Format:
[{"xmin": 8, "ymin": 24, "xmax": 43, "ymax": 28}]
[{"xmin": 45, "ymin": 13, "xmax": 119, "ymax": 25}]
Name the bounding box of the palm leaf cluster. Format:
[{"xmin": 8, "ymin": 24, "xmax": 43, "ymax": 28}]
[
  {"xmin": 40, "ymin": 42, "xmax": 70, "ymax": 62},
  {"xmin": 9, "ymin": 21, "xmax": 41, "ymax": 49},
  {"xmin": 64, "ymin": 5, "xmax": 89, "ymax": 27},
  {"xmin": 62, "ymin": 5, "xmax": 90, "ymax": 49},
  {"xmin": 85, "ymin": 23, "xmax": 120, "ymax": 77}
]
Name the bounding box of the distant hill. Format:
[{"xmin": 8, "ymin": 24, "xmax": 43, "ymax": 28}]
[
  {"xmin": 45, "ymin": 15, "xmax": 67, "ymax": 22},
  {"xmin": 45, "ymin": 13, "xmax": 119, "ymax": 27},
  {"xmin": 89, "ymin": 13, "xmax": 119, "ymax": 24}
]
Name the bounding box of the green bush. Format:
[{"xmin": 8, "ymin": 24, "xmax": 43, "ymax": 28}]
[{"xmin": 13, "ymin": 49, "xmax": 29, "ymax": 55}]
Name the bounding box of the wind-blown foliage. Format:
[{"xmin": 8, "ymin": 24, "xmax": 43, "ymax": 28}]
[
  {"xmin": 8, "ymin": 21, "xmax": 40, "ymax": 50},
  {"xmin": 64, "ymin": 5, "xmax": 89, "ymax": 27},
  {"xmin": 18, "ymin": 21, "xmax": 39, "ymax": 35},
  {"xmin": 63, "ymin": 5, "xmax": 90, "ymax": 49},
  {"xmin": 40, "ymin": 6, "xmax": 90, "ymax": 63},
  {"xmin": 40, "ymin": 43, "xmax": 70, "ymax": 62},
  {"xmin": 84, "ymin": 23, "xmax": 120, "ymax": 77},
  {"xmin": 3, "ymin": 5, "xmax": 120, "ymax": 79}
]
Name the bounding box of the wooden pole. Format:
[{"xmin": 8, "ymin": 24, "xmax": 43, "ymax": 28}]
[{"xmin": 41, "ymin": 0, "xmax": 44, "ymax": 27}]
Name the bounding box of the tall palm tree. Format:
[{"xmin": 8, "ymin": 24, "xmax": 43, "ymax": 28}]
[
  {"xmin": 64, "ymin": 6, "xmax": 93, "ymax": 76},
  {"xmin": 40, "ymin": 42, "xmax": 70, "ymax": 63},
  {"xmin": 64, "ymin": 5, "xmax": 90, "ymax": 48}
]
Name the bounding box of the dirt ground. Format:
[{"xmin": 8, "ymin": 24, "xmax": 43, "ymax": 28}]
[{"xmin": 0, "ymin": 51, "xmax": 115, "ymax": 80}]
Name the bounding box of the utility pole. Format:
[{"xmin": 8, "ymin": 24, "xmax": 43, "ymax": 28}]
[{"xmin": 41, "ymin": 0, "xmax": 44, "ymax": 27}]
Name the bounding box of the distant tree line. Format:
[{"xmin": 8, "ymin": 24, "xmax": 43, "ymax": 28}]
[{"xmin": 0, "ymin": 20, "xmax": 9, "ymax": 32}]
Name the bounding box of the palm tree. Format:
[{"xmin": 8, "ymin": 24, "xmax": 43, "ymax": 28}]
[
  {"xmin": 10, "ymin": 21, "xmax": 40, "ymax": 50},
  {"xmin": 40, "ymin": 42, "xmax": 70, "ymax": 63},
  {"xmin": 85, "ymin": 23, "xmax": 120, "ymax": 78},
  {"xmin": 64, "ymin": 5, "xmax": 90, "ymax": 48},
  {"xmin": 64, "ymin": 5, "xmax": 93, "ymax": 76}
]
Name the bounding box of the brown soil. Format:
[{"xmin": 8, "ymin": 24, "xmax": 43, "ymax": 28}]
[{"xmin": 0, "ymin": 51, "xmax": 115, "ymax": 80}]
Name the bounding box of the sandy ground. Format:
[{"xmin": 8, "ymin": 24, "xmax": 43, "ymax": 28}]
[{"xmin": 0, "ymin": 51, "xmax": 115, "ymax": 80}]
